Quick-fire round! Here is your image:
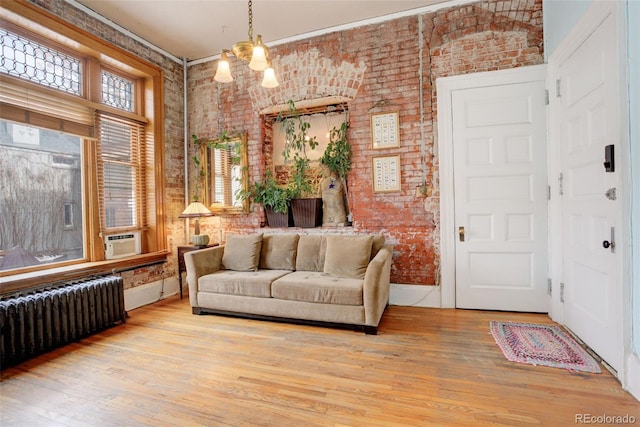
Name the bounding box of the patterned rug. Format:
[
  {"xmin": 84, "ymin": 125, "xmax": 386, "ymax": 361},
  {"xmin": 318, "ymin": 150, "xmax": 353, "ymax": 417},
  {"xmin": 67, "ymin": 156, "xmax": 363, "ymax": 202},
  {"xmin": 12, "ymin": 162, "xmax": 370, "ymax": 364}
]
[{"xmin": 489, "ymin": 321, "xmax": 601, "ymax": 373}]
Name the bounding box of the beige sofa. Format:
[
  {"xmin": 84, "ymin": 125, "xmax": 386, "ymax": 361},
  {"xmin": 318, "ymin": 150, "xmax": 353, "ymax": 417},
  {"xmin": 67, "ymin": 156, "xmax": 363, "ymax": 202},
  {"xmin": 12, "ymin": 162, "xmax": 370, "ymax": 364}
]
[{"xmin": 184, "ymin": 233, "xmax": 393, "ymax": 334}]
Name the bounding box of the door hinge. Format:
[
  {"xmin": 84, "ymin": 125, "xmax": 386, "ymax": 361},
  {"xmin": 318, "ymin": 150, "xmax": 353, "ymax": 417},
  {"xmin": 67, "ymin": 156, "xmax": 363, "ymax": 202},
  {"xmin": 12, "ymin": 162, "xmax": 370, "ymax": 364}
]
[
  {"xmin": 556, "ymin": 79, "xmax": 562, "ymax": 98},
  {"xmin": 558, "ymin": 173, "xmax": 564, "ymax": 196},
  {"xmin": 560, "ymin": 282, "xmax": 565, "ymax": 303},
  {"xmin": 545, "ymin": 89, "xmax": 550, "ymax": 105},
  {"xmin": 547, "ymin": 185, "xmax": 551, "ymax": 200},
  {"xmin": 547, "ymin": 278, "xmax": 552, "ymax": 296}
]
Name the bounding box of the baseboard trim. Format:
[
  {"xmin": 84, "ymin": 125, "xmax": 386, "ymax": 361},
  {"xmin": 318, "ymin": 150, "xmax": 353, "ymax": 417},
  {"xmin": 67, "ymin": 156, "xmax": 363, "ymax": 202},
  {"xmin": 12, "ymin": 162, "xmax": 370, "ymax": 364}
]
[
  {"xmin": 124, "ymin": 276, "xmax": 179, "ymax": 311},
  {"xmin": 625, "ymin": 352, "xmax": 640, "ymax": 401},
  {"xmin": 389, "ymin": 284, "xmax": 441, "ymax": 308}
]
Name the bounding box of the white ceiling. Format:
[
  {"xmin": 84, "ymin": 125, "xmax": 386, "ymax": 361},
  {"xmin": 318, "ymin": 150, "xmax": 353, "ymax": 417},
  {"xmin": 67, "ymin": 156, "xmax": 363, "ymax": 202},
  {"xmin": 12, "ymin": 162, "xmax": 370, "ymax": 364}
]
[{"xmin": 71, "ymin": 0, "xmax": 455, "ymax": 61}]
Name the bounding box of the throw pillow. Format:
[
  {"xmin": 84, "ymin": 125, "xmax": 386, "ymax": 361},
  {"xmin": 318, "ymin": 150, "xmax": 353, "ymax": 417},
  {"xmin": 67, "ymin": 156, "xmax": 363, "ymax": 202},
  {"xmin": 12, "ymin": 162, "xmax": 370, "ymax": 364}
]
[
  {"xmin": 323, "ymin": 235, "xmax": 374, "ymax": 279},
  {"xmin": 222, "ymin": 233, "xmax": 263, "ymax": 271},
  {"xmin": 295, "ymin": 235, "xmax": 326, "ymax": 272},
  {"xmin": 259, "ymin": 234, "xmax": 299, "ymax": 270}
]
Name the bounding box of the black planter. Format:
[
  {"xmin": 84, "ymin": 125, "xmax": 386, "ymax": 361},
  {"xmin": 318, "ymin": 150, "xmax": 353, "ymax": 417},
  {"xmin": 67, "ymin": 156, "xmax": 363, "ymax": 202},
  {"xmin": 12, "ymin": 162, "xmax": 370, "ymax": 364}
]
[
  {"xmin": 264, "ymin": 206, "xmax": 292, "ymax": 227},
  {"xmin": 291, "ymin": 198, "xmax": 323, "ymax": 228}
]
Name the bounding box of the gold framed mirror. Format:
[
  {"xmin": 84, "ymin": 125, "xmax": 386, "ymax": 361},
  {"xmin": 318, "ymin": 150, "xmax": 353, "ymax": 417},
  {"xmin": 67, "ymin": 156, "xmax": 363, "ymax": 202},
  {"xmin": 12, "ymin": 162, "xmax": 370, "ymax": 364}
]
[{"xmin": 198, "ymin": 132, "xmax": 249, "ymax": 214}]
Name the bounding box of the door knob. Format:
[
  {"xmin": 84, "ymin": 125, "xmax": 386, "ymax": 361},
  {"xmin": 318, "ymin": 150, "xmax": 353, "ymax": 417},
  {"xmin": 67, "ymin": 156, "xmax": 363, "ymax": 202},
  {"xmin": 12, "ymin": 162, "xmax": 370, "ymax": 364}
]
[
  {"xmin": 458, "ymin": 226, "xmax": 465, "ymax": 242},
  {"xmin": 602, "ymin": 240, "xmax": 612, "ymax": 249}
]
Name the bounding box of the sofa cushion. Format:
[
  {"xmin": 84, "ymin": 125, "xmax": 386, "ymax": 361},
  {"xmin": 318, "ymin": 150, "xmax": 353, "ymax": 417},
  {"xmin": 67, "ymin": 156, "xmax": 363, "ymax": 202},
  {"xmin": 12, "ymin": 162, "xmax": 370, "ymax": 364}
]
[
  {"xmin": 271, "ymin": 271, "xmax": 363, "ymax": 305},
  {"xmin": 259, "ymin": 234, "xmax": 299, "ymax": 270},
  {"xmin": 199, "ymin": 269, "xmax": 290, "ymax": 297},
  {"xmin": 323, "ymin": 235, "xmax": 374, "ymax": 279},
  {"xmin": 295, "ymin": 235, "xmax": 326, "ymax": 272},
  {"xmin": 222, "ymin": 233, "xmax": 263, "ymax": 271}
]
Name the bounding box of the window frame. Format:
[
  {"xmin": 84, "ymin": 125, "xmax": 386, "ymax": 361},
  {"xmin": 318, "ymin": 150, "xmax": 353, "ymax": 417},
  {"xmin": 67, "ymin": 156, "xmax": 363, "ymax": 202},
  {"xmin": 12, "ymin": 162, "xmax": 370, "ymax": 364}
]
[{"xmin": 0, "ymin": 1, "xmax": 168, "ymax": 294}]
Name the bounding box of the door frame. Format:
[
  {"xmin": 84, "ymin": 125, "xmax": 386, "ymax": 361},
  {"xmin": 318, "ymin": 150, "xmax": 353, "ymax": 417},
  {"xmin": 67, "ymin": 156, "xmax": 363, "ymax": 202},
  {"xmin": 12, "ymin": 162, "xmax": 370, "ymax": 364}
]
[{"xmin": 436, "ymin": 64, "xmax": 548, "ymax": 308}]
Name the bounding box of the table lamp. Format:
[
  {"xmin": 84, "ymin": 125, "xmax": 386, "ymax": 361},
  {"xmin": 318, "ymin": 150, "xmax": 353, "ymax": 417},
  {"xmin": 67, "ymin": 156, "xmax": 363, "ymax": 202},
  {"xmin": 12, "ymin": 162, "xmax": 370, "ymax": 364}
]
[{"xmin": 179, "ymin": 201, "xmax": 214, "ymax": 246}]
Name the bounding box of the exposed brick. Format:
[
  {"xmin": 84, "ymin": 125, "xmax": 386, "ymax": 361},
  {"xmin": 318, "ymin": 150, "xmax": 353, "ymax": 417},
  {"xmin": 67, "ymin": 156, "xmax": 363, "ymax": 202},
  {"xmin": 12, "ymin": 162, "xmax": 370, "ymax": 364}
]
[{"xmin": 35, "ymin": 0, "xmax": 544, "ymax": 288}]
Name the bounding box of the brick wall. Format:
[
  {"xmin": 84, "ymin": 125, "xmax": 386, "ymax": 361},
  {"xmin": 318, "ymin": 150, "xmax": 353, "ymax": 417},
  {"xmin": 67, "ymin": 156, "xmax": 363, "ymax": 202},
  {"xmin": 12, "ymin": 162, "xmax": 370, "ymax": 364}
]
[
  {"xmin": 189, "ymin": 0, "xmax": 543, "ymax": 286},
  {"xmin": 36, "ymin": 0, "xmax": 543, "ymax": 288}
]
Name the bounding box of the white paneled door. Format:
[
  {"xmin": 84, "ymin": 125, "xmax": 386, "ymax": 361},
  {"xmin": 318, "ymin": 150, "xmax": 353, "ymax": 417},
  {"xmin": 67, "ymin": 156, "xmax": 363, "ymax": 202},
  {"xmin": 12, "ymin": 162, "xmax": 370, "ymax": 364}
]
[
  {"xmin": 556, "ymin": 9, "xmax": 622, "ymax": 372},
  {"xmin": 452, "ymin": 80, "xmax": 548, "ymax": 312}
]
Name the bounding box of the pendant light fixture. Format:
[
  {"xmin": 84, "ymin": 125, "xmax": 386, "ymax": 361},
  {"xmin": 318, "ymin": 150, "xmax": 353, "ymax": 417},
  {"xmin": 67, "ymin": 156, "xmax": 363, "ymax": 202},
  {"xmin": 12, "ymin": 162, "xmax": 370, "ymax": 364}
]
[{"xmin": 214, "ymin": 0, "xmax": 279, "ymax": 88}]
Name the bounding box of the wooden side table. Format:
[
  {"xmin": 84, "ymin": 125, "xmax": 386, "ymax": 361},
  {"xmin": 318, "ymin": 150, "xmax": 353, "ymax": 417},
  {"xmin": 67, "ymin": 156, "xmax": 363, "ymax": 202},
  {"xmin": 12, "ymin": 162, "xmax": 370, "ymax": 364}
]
[{"xmin": 177, "ymin": 244, "xmax": 218, "ymax": 299}]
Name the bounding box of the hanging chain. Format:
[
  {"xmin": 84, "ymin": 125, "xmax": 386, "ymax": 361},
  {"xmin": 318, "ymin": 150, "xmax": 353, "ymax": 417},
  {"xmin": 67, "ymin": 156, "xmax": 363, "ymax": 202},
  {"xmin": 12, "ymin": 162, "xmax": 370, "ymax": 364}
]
[{"xmin": 247, "ymin": 0, "xmax": 254, "ymax": 40}]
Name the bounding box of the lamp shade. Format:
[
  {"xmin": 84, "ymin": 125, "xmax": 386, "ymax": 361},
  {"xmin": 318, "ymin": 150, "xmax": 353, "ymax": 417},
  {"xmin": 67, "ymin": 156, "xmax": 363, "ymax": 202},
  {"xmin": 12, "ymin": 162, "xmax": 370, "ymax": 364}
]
[
  {"xmin": 214, "ymin": 51, "xmax": 233, "ymax": 83},
  {"xmin": 248, "ymin": 35, "xmax": 269, "ymax": 71},
  {"xmin": 261, "ymin": 66, "xmax": 279, "ymax": 88},
  {"xmin": 178, "ymin": 202, "xmax": 214, "ymax": 218}
]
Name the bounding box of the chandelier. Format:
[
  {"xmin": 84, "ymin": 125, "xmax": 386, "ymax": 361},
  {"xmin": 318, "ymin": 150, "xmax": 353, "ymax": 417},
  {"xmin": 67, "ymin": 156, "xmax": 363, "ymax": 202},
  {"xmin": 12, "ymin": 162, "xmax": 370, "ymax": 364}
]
[{"xmin": 214, "ymin": 0, "xmax": 279, "ymax": 88}]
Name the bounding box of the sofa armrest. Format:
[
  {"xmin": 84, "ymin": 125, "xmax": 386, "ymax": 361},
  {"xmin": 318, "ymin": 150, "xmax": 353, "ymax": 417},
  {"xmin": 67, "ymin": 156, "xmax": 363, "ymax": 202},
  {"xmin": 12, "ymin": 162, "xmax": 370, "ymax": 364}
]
[
  {"xmin": 184, "ymin": 245, "xmax": 225, "ymax": 306},
  {"xmin": 363, "ymin": 244, "xmax": 393, "ymax": 327}
]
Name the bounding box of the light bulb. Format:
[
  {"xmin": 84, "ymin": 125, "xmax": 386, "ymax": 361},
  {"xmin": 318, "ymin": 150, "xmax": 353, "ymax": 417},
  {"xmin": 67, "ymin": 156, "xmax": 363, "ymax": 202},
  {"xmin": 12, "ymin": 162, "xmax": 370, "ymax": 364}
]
[
  {"xmin": 214, "ymin": 51, "xmax": 233, "ymax": 83},
  {"xmin": 261, "ymin": 66, "xmax": 279, "ymax": 88},
  {"xmin": 249, "ymin": 35, "xmax": 269, "ymax": 71}
]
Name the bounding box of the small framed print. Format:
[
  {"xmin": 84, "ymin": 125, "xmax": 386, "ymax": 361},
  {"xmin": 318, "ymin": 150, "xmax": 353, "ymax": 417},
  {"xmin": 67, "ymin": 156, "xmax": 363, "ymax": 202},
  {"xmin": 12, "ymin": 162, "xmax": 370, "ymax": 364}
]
[
  {"xmin": 370, "ymin": 111, "xmax": 400, "ymax": 149},
  {"xmin": 372, "ymin": 155, "xmax": 401, "ymax": 193}
]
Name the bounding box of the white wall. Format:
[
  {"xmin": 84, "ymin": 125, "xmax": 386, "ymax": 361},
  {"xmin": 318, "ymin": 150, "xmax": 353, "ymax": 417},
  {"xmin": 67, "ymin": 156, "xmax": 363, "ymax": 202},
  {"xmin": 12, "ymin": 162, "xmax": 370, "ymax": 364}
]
[{"xmin": 543, "ymin": 0, "xmax": 591, "ymax": 59}]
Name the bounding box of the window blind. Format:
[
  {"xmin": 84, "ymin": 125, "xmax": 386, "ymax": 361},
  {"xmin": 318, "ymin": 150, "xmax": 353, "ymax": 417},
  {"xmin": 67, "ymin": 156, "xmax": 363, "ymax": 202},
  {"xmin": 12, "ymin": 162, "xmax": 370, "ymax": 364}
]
[
  {"xmin": 210, "ymin": 147, "xmax": 233, "ymax": 206},
  {"xmin": 96, "ymin": 112, "xmax": 146, "ymax": 234},
  {"xmin": 0, "ymin": 77, "xmax": 95, "ymax": 138}
]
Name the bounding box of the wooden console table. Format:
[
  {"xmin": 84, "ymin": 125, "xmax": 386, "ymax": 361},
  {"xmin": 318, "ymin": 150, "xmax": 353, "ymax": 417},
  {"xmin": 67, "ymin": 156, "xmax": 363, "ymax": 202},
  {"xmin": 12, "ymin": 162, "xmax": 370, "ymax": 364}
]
[{"xmin": 177, "ymin": 244, "xmax": 218, "ymax": 299}]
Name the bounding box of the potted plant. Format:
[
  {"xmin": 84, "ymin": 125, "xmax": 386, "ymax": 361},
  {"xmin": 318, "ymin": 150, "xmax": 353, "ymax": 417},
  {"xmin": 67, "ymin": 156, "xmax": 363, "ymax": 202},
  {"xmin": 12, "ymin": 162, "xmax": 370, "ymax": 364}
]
[
  {"xmin": 320, "ymin": 121, "xmax": 352, "ymax": 223},
  {"xmin": 279, "ymin": 99, "xmax": 323, "ymax": 227},
  {"xmin": 240, "ymin": 169, "xmax": 293, "ymax": 227}
]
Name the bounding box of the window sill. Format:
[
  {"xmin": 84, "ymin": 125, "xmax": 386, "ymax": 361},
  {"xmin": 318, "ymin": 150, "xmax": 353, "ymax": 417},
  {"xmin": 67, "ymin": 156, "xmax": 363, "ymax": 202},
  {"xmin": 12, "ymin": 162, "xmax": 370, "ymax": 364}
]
[{"xmin": 0, "ymin": 251, "xmax": 169, "ymax": 296}]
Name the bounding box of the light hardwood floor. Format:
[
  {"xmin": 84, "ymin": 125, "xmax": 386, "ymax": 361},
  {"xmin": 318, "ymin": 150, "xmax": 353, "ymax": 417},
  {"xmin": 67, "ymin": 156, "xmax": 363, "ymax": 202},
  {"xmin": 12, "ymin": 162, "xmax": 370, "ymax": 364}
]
[{"xmin": 1, "ymin": 297, "xmax": 638, "ymax": 426}]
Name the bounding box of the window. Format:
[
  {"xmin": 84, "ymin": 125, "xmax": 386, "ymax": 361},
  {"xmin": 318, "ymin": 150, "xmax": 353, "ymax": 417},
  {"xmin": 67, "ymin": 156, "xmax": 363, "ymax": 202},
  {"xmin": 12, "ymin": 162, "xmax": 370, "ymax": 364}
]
[
  {"xmin": 64, "ymin": 202, "xmax": 74, "ymax": 228},
  {"xmin": 0, "ymin": 121, "xmax": 83, "ymax": 266},
  {"xmin": 0, "ymin": 3, "xmax": 166, "ymax": 285},
  {"xmin": 0, "ymin": 27, "xmax": 82, "ymax": 95},
  {"xmin": 97, "ymin": 114, "xmax": 145, "ymax": 231},
  {"xmin": 101, "ymin": 70, "xmax": 134, "ymax": 112}
]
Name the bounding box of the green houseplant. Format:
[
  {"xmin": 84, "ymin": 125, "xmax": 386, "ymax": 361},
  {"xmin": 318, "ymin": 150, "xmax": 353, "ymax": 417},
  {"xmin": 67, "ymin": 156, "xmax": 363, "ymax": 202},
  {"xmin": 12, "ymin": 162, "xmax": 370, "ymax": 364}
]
[
  {"xmin": 240, "ymin": 169, "xmax": 292, "ymax": 227},
  {"xmin": 320, "ymin": 122, "xmax": 351, "ymax": 190},
  {"xmin": 320, "ymin": 121, "xmax": 352, "ymax": 223},
  {"xmin": 278, "ymin": 99, "xmax": 323, "ymax": 227}
]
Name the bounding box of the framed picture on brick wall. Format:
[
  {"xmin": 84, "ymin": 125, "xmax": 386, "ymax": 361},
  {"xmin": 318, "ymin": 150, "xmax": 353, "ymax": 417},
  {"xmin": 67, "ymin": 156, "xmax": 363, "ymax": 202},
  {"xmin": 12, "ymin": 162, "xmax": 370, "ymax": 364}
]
[
  {"xmin": 370, "ymin": 111, "xmax": 399, "ymax": 149},
  {"xmin": 372, "ymin": 154, "xmax": 401, "ymax": 193}
]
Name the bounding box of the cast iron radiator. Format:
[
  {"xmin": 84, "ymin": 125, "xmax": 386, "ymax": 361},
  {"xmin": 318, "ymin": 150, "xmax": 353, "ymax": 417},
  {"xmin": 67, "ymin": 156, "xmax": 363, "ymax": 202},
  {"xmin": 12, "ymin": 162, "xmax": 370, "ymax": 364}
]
[{"xmin": 0, "ymin": 275, "xmax": 126, "ymax": 368}]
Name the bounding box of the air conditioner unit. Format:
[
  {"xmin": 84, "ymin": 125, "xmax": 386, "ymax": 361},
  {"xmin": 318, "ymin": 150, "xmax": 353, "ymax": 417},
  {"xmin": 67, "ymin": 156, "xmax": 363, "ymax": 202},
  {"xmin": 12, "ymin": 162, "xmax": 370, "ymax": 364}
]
[{"xmin": 105, "ymin": 231, "xmax": 141, "ymax": 259}]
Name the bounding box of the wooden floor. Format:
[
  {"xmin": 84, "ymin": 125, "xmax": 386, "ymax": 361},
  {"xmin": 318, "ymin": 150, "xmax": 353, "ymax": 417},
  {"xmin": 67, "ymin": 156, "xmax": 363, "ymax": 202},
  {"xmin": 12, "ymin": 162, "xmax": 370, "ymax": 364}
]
[{"xmin": 1, "ymin": 298, "xmax": 638, "ymax": 426}]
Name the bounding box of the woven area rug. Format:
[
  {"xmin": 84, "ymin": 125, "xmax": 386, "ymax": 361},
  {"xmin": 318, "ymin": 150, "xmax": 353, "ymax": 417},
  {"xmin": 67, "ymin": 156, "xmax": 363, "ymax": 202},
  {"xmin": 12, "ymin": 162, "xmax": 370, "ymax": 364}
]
[{"xmin": 489, "ymin": 321, "xmax": 601, "ymax": 373}]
